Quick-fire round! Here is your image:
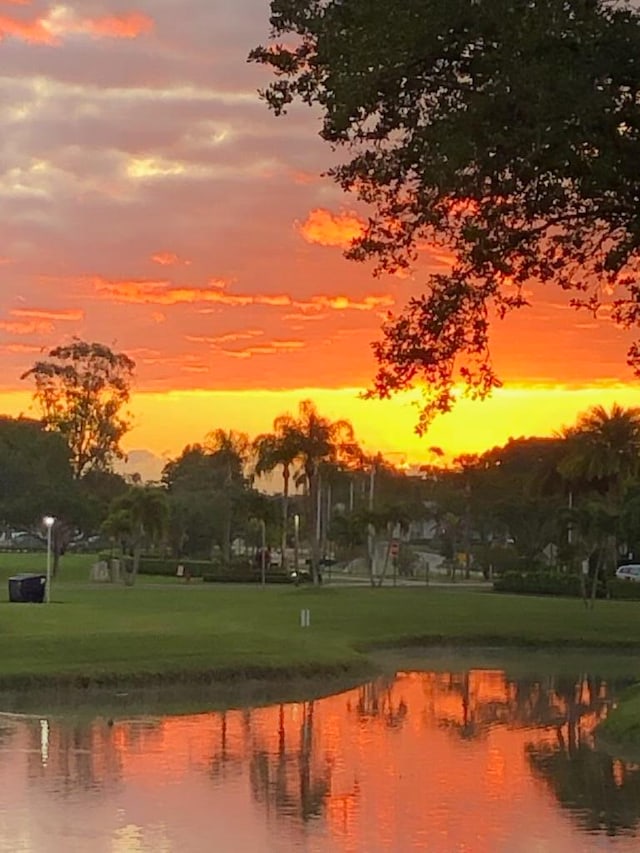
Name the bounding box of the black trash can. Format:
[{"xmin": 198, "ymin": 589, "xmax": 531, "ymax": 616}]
[{"xmin": 8, "ymin": 573, "xmax": 46, "ymax": 603}]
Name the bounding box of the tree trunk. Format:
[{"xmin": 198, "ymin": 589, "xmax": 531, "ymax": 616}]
[
  {"xmin": 321, "ymin": 481, "xmax": 331, "ymax": 560},
  {"xmin": 281, "ymin": 464, "xmax": 290, "ymax": 571},
  {"xmin": 308, "ymin": 468, "xmax": 321, "ymax": 584},
  {"xmin": 367, "ymin": 523, "xmax": 376, "ymax": 587},
  {"xmin": 222, "ymin": 501, "xmax": 232, "ymax": 566},
  {"xmin": 589, "ymin": 550, "xmax": 605, "ymax": 609},
  {"xmin": 376, "ymin": 524, "xmax": 393, "ymax": 587},
  {"xmin": 52, "ymin": 548, "xmax": 61, "ymax": 579}
]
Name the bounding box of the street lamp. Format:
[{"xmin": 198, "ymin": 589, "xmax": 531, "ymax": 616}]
[
  {"xmin": 293, "ymin": 514, "xmax": 300, "ymax": 579},
  {"xmin": 43, "ymin": 516, "xmax": 55, "ymax": 604}
]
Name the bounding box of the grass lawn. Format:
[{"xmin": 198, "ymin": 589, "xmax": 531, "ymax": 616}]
[{"xmin": 0, "ymin": 558, "xmax": 639, "ymax": 682}]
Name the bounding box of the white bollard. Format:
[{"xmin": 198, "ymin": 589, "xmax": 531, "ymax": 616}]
[{"xmin": 300, "ymin": 608, "xmax": 311, "ymax": 628}]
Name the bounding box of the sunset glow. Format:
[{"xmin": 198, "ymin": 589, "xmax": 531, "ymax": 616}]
[{"xmin": 1, "ymin": 0, "xmax": 639, "ymax": 475}]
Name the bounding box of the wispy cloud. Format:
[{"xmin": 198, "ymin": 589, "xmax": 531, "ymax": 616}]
[
  {"xmin": 89, "ymin": 275, "xmax": 394, "ymax": 313},
  {"xmin": 222, "ymin": 340, "xmax": 305, "ymax": 359},
  {"xmin": 11, "ymin": 307, "xmax": 83, "ymax": 321},
  {"xmin": 0, "ymin": 318, "xmax": 52, "ymax": 334},
  {"xmin": 151, "ymin": 252, "xmax": 191, "ymax": 267},
  {"xmin": 186, "ymin": 330, "xmax": 263, "ymax": 345},
  {"xmin": 298, "ymin": 208, "xmax": 365, "ymax": 248}
]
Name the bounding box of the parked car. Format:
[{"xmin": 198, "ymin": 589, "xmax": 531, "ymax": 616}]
[{"xmin": 615, "ymin": 564, "xmax": 640, "ymax": 582}]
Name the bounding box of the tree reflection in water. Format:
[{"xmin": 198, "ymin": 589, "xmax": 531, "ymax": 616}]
[
  {"xmin": 249, "ymin": 700, "xmax": 330, "ymax": 822},
  {"xmin": 350, "ymin": 678, "xmax": 409, "ymax": 729},
  {"xmin": 527, "ymin": 743, "xmax": 640, "ymax": 836},
  {"xmin": 9, "ymin": 664, "xmax": 640, "ymax": 848},
  {"xmin": 241, "ymin": 668, "xmax": 640, "ymax": 835}
]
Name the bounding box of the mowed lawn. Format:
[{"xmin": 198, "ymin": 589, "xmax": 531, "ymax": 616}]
[{"xmin": 1, "ymin": 552, "xmax": 640, "ymax": 685}]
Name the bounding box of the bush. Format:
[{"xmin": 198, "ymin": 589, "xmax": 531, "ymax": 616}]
[
  {"xmin": 493, "ymin": 571, "xmax": 602, "ymax": 598},
  {"xmin": 202, "ymin": 570, "xmax": 291, "ymax": 584},
  {"xmin": 608, "ymin": 579, "xmax": 640, "ymax": 600},
  {"xmin": 138, "ymin": 558, "xmax": 213, "ymax": 578}
]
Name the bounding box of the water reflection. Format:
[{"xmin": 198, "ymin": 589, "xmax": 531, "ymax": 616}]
[{"xmin": 0, "ymin": 665, "xmax": 639, "ymax": 852}]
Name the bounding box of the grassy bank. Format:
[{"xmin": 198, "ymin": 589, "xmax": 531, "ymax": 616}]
[
  {"xmin": 598, "ymin": 684, "xmax": 640, "ymax": 747},
  {"xmin": 1, "ymin": 580, "xmax": 640, "ymax": 684}
]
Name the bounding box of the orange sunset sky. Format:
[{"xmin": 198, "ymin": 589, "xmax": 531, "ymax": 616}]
[{"xmin": 1, "ymin": 0, "xmax": 639, "ymax": 480}]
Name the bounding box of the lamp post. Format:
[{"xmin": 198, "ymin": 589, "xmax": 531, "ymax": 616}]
[
  {"xmin": 293, "ymin": 514, "xmax": 300, "ymax": 580},
  {"xmin": 43, "ymin": 516, "xmax": 55, "ymax": 604}
]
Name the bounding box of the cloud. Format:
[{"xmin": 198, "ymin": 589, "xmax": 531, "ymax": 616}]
[
  {"xmin": 0, "ymin": 318, "xmax": 53, "ymax": 334},
  {"xmin": 88, "ymin": 275, "xmax": 394, "ymax": 313},
  {"xmin": 309, "ymin": 295, "xmax": 393, "ymax": 312},
  {"xmin": 298, "ymin": 208, "xmax": 365, "ymax": 248},
  {"xmin": 72, "ymin": 13, "xmax": 153, "ymax": 41},
  {"xmin": 0, "ymin": 306, "xmax": 83, "ymax": 336},
  {"xmin": 89, "ymin": 276, "xmax": 236, "ymax": 306},
  {"xmin": 0, "ymin": 7, "xmax": 153, "ymax": 45},
  {"xmin": 0, "ymin": 342, "xmax": 41, "ymax": 355},
  {"xmin": 11, "ymin": 307, "xmax": 83, "ymax": 321},
  {"xmin": 222, "ymin": 340, "xmax": 305, "ymax": 359},
  {"xmin": 151, "ymin": 252, "xmax": 191, "ymax": 267},
  {"xmin": 0, "ymin": 12, "xmax": 53, "ymax": 43},
  {"xmin": 186, "ymin": 330, "xmax": 263, "ymax": 345}
]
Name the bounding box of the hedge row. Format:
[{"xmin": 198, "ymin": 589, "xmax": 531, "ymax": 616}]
[
  {"xmin": 97, "ymin": 555, "xmax": 277, "ymax": 579},
  {"xmin": 138, "ymin": 558, "xmax": 217, "ymax": 578},
  {"xmin": 202, "ymin": 572, "xmax": 292, "ymax": 584},
  {"xmin": 137, "ymin": 557, "xmax": 293, "ymax": 584},
  {"xmin": 494, "ymin": 571, "xmax": 640, "ymax": 600},
  {"xmin": 608, "ymin": 579, "xmax": 640, "ymax": 600},
  {"xmin": 493, "ymin": 572, "xmax": 600, "ymax": 598}
]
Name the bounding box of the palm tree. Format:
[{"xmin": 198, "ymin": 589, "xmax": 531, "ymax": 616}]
[
  {"xmin": 558, "ymin": 403, "xmax": 640, "ymax": 603},
  {"xmin": 253, "ymin": 420, "xmax": 300, "ymax": 570},
  {"xmin": 559, "ymin": 404, "xmax": 640, "ymax": 493},
  {"xmin": 104, "ymin": 486, "xmax": 169, "ymax": 585},
  {"xmin": 274, "ymin": 400, "xmax": 359, "ymax": 584}
]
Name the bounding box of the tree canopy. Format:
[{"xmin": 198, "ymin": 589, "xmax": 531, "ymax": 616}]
[
  {"xmin": 251, "ymin": 0, "xmax": 640, "ymax": 429},
  {"xmin": 22, "ymin": 339, "xmax": 135, "ymax": 477},
  {"xmin": 0, "ymin": 417, "xmax": 77, "ymax": 528}
]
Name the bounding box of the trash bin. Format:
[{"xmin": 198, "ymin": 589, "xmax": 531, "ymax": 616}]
[{"xmin": 8, "ymin": 573, "xmax": 46, "ymax": 603}]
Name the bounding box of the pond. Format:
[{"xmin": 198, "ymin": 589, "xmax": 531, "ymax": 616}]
[{"xmin": 0, "ymin": 650, "xmax": 639, "ymax": 852}]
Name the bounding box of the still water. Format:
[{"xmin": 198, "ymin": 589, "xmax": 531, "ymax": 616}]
[{"xmin": 0, "ymin": 656, "xmax": 639, "ymax": 853}]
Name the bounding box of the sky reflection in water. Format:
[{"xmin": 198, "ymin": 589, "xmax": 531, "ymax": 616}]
[{"xmin": 0, "ymin": 666, "xmax": 638, "ymax": 852}]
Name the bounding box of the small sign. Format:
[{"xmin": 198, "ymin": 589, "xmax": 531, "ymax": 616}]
[
  {"xmin": 176, "ymin": 564, "xmax": 184, "ymax": 577},
  {"xmin": 390, "ymin": 540, "xmax": 400, "ymax": 558}
]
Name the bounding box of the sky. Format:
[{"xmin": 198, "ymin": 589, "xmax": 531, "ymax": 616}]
[{"xmin": 1, "ymin": 0, "xmax": 639, "ymax": 480}]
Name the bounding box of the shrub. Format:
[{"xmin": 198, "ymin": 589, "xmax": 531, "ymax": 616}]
[
  {"xmin": 608, "ymin": 579, "xmax": 640, "ymax": 601},
  {"xmin": 138, "ymin": 558, "xmax": 212, "ymax": 578},
  {"xmin": 493, "ymin": 571, "xmax": 607, "ymax": 598},
  {"xmin": 202, "ymin": 570, "xmax": 291, "ymax": 584}
]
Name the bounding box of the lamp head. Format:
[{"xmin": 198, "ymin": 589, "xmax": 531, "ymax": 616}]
[{"xmin": 43, "ymin": 516, "xmax": 55, "ymax": 528}]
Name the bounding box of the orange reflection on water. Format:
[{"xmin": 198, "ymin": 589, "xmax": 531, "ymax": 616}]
[{"xmin": 5, "ymin": 667, "xmax": 640, "ymax": 853}]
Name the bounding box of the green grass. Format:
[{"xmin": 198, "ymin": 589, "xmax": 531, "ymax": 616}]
[
  {"xmin": 0, "ymin": 550, "xmax": 97, "ymax": 583},
  {"xmin": 1, "ymin": 577, "xmax": 640, "ymax": 683},
  {"xmin": 598, "ymin": 684, "xmax": 640, "ymax": 748}
]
